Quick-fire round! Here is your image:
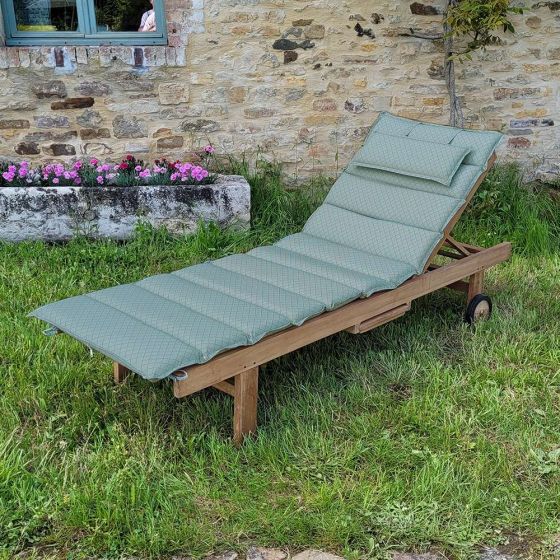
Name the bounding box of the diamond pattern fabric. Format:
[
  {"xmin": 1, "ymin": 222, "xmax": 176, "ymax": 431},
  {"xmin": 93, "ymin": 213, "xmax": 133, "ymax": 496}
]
[
  {"xmin": 353, "ymin": 133, "xmax": 470, "ymax": 186},
  {"xmin": 31, "ymin": 112, "xmax": 503, "ymax": 380}
]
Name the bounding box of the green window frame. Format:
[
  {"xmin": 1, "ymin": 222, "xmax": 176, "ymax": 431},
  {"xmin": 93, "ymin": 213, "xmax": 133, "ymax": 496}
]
[{"xmin": 0, "ymin": 0, "xmax": 167, "ymax": 46}]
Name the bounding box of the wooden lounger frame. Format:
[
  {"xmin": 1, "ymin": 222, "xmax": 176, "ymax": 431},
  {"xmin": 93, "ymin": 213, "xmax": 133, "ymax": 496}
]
[{"xmin": 113, "ymin": 154, "xmax": 512, "ymax": 444}]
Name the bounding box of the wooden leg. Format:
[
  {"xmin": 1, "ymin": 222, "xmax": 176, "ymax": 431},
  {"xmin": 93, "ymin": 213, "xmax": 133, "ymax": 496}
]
[
  {"xmin": 233, "ymin": 367, "xmax": 259, "ymax": 445},
  {"xmin": 113, "ymin": 362, "xmax": 131, "ymax": 384},
  {"xmin": 467, "ymin": 270, "xmax": 484, "ymax": 303}
]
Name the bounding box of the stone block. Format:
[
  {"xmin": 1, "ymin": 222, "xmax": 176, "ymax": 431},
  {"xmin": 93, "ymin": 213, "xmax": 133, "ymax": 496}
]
[
  {"xmin": 0, "ymin": 120, "xmax": 30, "ymax": 129},
  {"xmin": 42, "ymin": 143, "xmax": 77, "ymax": 156},
  {"xmin": 156, "ymin": 136, "xmax": 184, "ymax": 149},
  {"xmin": 80, "ymin": 128, "xmax": 111, "ymax": 140},
  {"xmin": 31, "ymin": 80, "xmax": 67, "ymax": 98},
  {"xmin": 112, "ymin": 115, "xmax": 148, "ymax": 138},
  {"xmin": 14, "ymin": 142, "xmax": 40, "ymax": 155},
  {"xmin": 34, "ymin": 115, "xmax": 70, "ymax": 128},
  {"xmin": 51, "ymin": 97, "xmax": 95, "ymax": 110},
  {"xmin": 159, "ymin": 82, "xmax": 190, "ymax": 105},
  {"xmin": 75, "ymin": 81, "xmax": 112, "ymax": 96}
]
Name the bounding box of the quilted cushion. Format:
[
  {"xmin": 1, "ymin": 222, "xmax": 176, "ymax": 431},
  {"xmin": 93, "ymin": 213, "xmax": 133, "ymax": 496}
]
[
  {"xmin": 30, "ymin": 113, "xmax": 502, "ymax": 381},
  {"xmin": 353, "ymin": 133, "xmax": 470, "ymax": 186}
]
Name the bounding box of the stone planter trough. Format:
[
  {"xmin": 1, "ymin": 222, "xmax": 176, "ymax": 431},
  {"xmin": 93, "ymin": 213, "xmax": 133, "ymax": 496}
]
[{"xmin": 0, "ymin": 174, "xmax": 250, "ymax": 242}]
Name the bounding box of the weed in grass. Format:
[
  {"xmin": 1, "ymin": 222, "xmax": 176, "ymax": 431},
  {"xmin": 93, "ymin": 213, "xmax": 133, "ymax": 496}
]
[{"xmin": 0, "ymin": 162, "xmax": 559, "ymax": 559}]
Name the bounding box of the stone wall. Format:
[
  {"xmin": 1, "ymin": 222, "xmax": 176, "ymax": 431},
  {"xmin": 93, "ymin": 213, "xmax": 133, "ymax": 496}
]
[{"xmin": 0, "ymin": 0, "xmax": 558, "ymax": 180}]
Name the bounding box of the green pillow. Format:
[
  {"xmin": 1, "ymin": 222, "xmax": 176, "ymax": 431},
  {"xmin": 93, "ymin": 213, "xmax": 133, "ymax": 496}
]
[{"xmin": 353, "ymin": 133, "xmax": 470, "ymax": 186}]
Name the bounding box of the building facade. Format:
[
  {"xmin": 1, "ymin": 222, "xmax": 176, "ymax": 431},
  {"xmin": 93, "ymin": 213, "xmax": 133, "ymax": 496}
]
[{"xmin": 0, "ymin": 0, "xmax": 558, "ymax": 180}]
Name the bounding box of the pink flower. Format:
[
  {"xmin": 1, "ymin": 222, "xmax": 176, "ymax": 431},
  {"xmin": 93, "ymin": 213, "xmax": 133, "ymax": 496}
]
[
  {"xmin": 96, "ymin": 175, "xmax": 104, "ymax": 184},
  {"xmin": 178, "ymin": 163, "xmax": 193, "ymax": 174},
  {"xmin": 20, "ymin": 161, "xmax": 29, "ymax": 168},
  {"xmin": 170, "ymin": 172, "xmax": 179, "ymax": 181},
  {"xmin": 90, "ymin": 159, "xmax": 99, "ymax": 166},
  {"xmin": 73, "ymin": 161, "xmax": 83, "ymax": 170},
  {"xmin": 138, "ymin": 169, "xmax": 151, "ymax": 179},
  {"xmin": 52, "ymin": 178, "xmax": 59, "ymax": 184},
  {"xmin": 63, "ymin": 172, "xmax": 71, "ymax": 180},
  {"xmin": 8, "ymin": 165, "xmax": 16, "ymax": 173},
  {"xmin": 74, "ymin": 178, "xmax": 82, "ymax": 185},
  {"xmin": 18, "ymin": 168, "xmax": 28, "ymax": 178},
  {"xmin": 204, "ymin": 145, "xmax": 215, "ymax": 154},
  {"xmin": 134, "ymin": 165, "xmax": 142, "ymax": 172},
  {"xmin": 2, "ymin": 171, "xmax": 15, "ymax": 182},
  {"xmin": 191, "ymin": 166, "xmax": 209, "ymax": 181}
]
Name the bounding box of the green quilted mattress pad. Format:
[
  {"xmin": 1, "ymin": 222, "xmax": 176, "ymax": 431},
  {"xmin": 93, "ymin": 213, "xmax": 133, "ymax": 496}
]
[{"xmin": 30, "ymin": 113, "xmax": 503, "ymax": 380}]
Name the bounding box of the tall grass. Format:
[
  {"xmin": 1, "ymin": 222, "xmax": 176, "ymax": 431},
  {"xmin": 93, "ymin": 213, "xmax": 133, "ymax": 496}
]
[{"xmin": 457, "ymin": 163, "xmax": 560, "ymax": 255}]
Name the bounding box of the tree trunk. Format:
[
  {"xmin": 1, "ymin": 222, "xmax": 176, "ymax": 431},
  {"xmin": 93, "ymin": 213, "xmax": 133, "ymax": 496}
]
[{"xmin": 444, "ymin": 0, "xmax": 464, "ymax": 128}]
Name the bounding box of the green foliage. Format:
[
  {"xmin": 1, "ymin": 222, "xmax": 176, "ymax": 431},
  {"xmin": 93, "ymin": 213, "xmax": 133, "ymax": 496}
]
[
  {"xmin": 456, "ymin": 163, "xmax": 560, "ymax": 255},
  {"xmin": 445, "ymin": 0, "xmax": 523, "ymax": 60}
]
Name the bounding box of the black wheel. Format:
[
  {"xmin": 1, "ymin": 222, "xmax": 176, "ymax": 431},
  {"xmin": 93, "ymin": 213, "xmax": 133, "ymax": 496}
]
[{"xmin": 464, "ymin": 294, "xmax": 492, "ymax": 324}]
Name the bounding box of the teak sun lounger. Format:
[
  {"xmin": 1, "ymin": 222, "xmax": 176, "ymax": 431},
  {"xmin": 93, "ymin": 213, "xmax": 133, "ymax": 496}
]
[{"xmin": 31, "ymin": 113, "xmax": 511, "ymax": 444}]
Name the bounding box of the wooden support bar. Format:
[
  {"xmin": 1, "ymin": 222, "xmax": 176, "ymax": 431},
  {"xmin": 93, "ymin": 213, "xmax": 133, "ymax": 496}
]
[
  {"xmin": 213, "ymin": 379, "xmax": 235, "ymax": 397},
  {"xmin": 233, "ymin": 367, "xmax": 259, "ymax": 445},
  {"xmin": 445, "ymin": 236, "xmax": 471, "ymax": 256},
  {"xmin": 467, "ymin": 270, "xmax": 485, "ymax": 303},
  {"xmin": 113, "ymin": 362, "xmax": 130, "ymax": 384},
  {"xmin": 438, "ymin": 249, "xmax": 465, "ymax": 260},
  {"xmin": 460, "ymin": 242, "xmax": 483, "ymax": 254},
  {"xmin": 428, "ymin": 264, "xmax": 471, "ymax": 294},
  {"xmin": 346, "ymin": 303, "xmax": 410, "ymax": 334},
  {"xmin": 173, "ymin": 242, "xmax": 511, "ymax": 399},
  {"xmin": 422, "ymin": 153, "xmax": 496, "ymax": 273}
]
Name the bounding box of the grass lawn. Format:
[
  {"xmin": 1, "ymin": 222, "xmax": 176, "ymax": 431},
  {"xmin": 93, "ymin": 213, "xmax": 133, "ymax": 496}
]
[{"xmin": 1, "ymin": 162, "xmax": 559, "ymax": 559}]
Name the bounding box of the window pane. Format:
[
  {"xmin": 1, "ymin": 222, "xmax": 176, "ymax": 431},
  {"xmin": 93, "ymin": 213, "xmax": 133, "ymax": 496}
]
[
  {"xmin": 94, "ymin": 0, "xmax": 156, "ymax": 32},
  {"xmin": 13, "ymin": 0, "xmax": 78, "ymax": 31}
]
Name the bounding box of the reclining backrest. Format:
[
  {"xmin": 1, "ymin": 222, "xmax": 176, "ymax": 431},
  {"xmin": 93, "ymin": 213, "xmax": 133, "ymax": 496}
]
[{"xmin": 303, "ymin": 112, "xmax": 502, "ymax": 274}]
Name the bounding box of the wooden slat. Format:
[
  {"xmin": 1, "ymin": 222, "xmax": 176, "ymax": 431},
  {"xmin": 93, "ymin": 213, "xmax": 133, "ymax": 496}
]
[
  {"xmin": 233, "ymin": 367, "xmax": 259, "ymax": 445},
  {"xmin": 213, "ymin": 379, "xmax": 235, "ymax": 397},
  {"xmin": 173, "ymin": 242, "xmax": 511, "ymax": 398},
  {"xmin": 427, "ymin": 264, "xmax": 470, "ymax": 293},
  {"xmin": 438, "ymin": 249, "xmax": 464, "ymax": 260},
  {"xmin": 113, "ymin": 362, "xmax": 130, "ymax": 384},
  {"xmin": 422, "ymin": 152, "xmax": 496, "ymax": 273},
  {"xmin": 445, "ymin": 236, "xmax": 471, "ymax": 256},
  {"xmin": 346, "ymin": 303, "xmax": 410, "ymax": 334}
]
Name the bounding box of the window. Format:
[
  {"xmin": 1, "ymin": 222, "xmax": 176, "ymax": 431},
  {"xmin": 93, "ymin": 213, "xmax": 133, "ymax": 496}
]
[{"xmin": 0, "ymin": 0, "xmax": 167, "ymax": 45}]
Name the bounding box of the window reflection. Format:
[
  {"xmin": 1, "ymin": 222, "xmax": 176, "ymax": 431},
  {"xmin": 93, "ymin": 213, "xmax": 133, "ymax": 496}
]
[
  {"xmin": 94, "ymin": 0, "xmax": 156, "ymax": 32},
  {"xmin": 14, "ymin": 0, "xmax": 78, "ymax": 31}
]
